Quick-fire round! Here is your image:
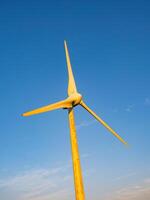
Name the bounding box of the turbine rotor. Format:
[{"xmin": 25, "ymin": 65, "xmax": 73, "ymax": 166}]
[{"xmin": 22, "ymin": 41, "xmax": 127, "ymax": 146}]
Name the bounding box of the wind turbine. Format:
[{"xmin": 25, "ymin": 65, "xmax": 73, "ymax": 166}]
[{"xmin": 22, "ymin": 41, "xmax": 127, "ymax": 200}]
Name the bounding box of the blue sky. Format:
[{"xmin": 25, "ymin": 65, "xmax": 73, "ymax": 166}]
[{"xmin": 0, "ymin": 0, "xmax": 150, "ymax": 199}]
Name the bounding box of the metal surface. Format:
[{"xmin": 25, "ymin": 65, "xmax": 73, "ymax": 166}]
[{"xmin": 68, "ymin": 108, "xmax": 85, "ymax": 200}]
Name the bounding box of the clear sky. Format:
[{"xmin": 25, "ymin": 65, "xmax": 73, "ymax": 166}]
[{"xmin": 0, "ymin": 0, "xmax": 150, "ymax": 199}]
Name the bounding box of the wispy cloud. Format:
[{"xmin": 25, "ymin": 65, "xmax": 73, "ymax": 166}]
[
  {"xmin": 81, "ymin": 153, "xmax": 91, "ymax": 159},
  {"xmin": 114, "ymin": 172, "xmax": 137, "ymax": 181},
  {"xmin": 0, "ymin": 157, "xmax": 93, "ymax": 200},
  {"xmin": 125, "ymin": 104, "xmax": 134, "ymax": 112},
  {"xmin": 105, "ymin": 177, "xmax": 150, "ymax": 200},
  {"xmin": 144, "ymin": 98, "xmax": 150, "ymax": 106},
  {"xmin": 112, "ymin": 108, "xmax": 118, "ymax": 113},
  {"xmin": 0, "ymin": 165, "xmax": 73, "ymax": 200},
  {"xmin": 76, "ymin": 120, "xmax": 96, "ymax": 130}
]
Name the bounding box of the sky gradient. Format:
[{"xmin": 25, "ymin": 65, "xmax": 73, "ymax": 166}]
[{"xmin": 0, "ymin": 0, "xmax": 150, "ymax": 199}]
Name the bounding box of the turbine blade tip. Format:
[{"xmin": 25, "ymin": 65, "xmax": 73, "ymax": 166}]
[
  {"xmin": 22, "ymin": 113, "xmax": 28, "ymax": 117},
  {"xmin": 64, "ymin": 40, "xmax": 67, "ymax": 45},
  {"xmin": 125, "ymin": 142, "xmax": 129, "ymax": 147}
]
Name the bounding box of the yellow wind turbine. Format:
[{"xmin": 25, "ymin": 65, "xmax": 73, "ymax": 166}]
[{"xmin": 22, "ymin": 41, "xmax": 127, "ymax": 200}]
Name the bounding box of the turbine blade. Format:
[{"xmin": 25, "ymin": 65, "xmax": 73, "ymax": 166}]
[
  {"xmin": 64, "ymin": 40, "xmax": 77, "ymax": 96},
  {"xmin": 80, "ymin": 101, "xmax": 127, "ymax": 145},
  {"xmin": 22, "ymin": 99, "xmax": 72, "ymax": 117}
]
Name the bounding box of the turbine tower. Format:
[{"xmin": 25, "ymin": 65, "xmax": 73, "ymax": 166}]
[{"xmin": 22, "ymin": 41, "xmax": 127, "ymax": 200}]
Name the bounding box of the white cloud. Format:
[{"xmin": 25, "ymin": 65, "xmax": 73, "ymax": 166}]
[
  {"xmin": 0, "ymin": 156, "xmax": 92, "ymax": 200},
  {"xmin": 125, "ymin": 105, "xmax": 134, "ymax": 112},
  {"xmin": 0, "ymin": 165, "xmax": 73, "ymax": 200},
  {"xmin": 105, "ymin": 177, "xmax": 150, "ymax": 200},
  {"xmin": 81, "ymin": 153, "xmax": 91, "ymax": 159},
  {"xmin": 76, "ymin": 120, "xmax": 96, "ymax": 130},
  {"xmin": 112, "ymin": 108, "xmax": 118, "ymax": 113},
  {"xmin": 114, "ymin": 172, "xmax": 137, "ymax": 181},
  {"xmin": 144, "ymin": 98, "xmax": 150, "ymax": 106}
]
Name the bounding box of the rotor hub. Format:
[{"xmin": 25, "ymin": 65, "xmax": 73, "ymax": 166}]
[{"xmin": 68, "ymin": 92, "xmax": 82, "ymax": 106}]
